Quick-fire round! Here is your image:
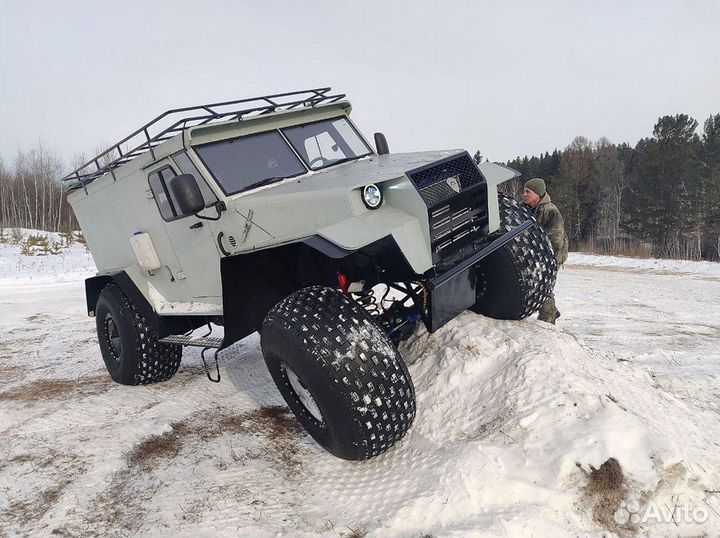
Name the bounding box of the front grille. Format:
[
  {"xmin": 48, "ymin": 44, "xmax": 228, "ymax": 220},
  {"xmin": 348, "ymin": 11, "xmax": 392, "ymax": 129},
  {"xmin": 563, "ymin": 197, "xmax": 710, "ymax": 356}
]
[
  {"xmin": 409, "ymin": 153, "xmax": 483, "ymax": 203},
  {"xmin": 427, "ymin": 198, "xmax": 488, "ymax": 263},
  {"xmin": 407, "ymin": 153, "xmax": 488, "ymax": 264}
]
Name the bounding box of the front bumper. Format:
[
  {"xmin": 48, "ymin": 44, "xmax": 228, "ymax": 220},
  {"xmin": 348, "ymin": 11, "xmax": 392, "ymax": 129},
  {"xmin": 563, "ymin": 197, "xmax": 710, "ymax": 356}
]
[{"xmin": 425, "ymin": 219, "xmax": 533, "ymax": 331}]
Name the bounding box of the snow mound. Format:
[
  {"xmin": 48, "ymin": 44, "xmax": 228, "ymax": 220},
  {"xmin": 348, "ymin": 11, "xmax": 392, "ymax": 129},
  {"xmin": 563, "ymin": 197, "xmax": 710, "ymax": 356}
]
[{"xmin": 303, "ymin": 313, "xmax": 719, "ymax": 537}]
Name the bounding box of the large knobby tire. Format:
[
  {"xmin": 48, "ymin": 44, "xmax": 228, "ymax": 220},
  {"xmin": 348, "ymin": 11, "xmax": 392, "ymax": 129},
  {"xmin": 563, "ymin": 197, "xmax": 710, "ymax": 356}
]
[
  {"xmin": 95, "ymin": 283, "xmax": 182, "ymax": 385},
  {"xmin": 471, "ymin": 194, "xmax": 557, "ymax": 320},
  {"xmin": 261, "ymin": 286, "xmax": 416, "ymax": 460}
]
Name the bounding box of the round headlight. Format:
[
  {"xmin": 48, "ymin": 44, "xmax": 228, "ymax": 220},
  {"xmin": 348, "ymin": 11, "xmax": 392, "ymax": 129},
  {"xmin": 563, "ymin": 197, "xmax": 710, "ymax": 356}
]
[{"xmin": 362, "ymin": 184, "xmax": 383, "ymax": 209}]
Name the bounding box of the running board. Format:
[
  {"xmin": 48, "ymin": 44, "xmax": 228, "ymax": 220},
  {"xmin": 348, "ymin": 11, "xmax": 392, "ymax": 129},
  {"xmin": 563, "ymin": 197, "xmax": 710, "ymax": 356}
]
[{"xmin": 159, "ymin": 334, "xmax": 223, "ymax": 348}]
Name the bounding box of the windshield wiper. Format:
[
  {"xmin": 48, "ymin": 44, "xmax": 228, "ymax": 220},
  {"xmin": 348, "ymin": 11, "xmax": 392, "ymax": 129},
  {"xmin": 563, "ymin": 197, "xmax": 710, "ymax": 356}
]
[
  {"xmin": 243, "ymin": 176, "xmax": 287, "ymax": 191},
  {"xmin": 313, "ymin": 157, "xmax": 357, "ymax": 170},
  {"xmin": 328, "ymin": 157, "xmax": 356, "ymax": 166}
]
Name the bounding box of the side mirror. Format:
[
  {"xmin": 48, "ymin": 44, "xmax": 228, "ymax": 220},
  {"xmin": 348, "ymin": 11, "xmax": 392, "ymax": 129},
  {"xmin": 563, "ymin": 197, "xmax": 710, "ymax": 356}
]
[
  {"xmin": 374, "ymin": 132, "xmax": 389, "ymax": 155},
  {"xmin": 170, "ymin": 174, "xmax": 205, "ymax": 216}
]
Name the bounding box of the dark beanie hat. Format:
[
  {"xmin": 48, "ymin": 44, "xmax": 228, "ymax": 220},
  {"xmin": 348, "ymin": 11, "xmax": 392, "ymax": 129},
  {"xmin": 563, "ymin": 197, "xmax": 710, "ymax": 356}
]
[{"xmin": 524, "ymin": 178, "xmax": 547, "ymax": 197}]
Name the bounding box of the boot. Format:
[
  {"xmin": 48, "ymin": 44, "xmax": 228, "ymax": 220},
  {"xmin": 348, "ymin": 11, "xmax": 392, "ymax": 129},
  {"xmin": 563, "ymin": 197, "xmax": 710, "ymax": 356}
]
[{"xmin": 538, "ymin": 295, "xmax": 557, "ymax": 324}]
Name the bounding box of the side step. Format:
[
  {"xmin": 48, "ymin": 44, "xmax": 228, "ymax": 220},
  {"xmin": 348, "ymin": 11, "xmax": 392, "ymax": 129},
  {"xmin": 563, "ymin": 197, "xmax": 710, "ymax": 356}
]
[{"xmin": 159, "ymin": 334, "xmax": 223, "ymax": 348}]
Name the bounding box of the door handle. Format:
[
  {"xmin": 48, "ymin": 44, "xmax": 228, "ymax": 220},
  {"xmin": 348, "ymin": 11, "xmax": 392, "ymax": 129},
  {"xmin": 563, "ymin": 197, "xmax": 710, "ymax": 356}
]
[{"xmin": 217, "ymin": 232, "xmax": 231, "ymax": 256}]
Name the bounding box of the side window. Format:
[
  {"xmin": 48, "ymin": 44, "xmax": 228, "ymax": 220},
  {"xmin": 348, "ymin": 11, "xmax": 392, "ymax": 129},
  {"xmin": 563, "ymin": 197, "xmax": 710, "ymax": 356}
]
[
  {"xmin": 148, "ymin": 166, "xmax": 186, "ymax": 221},
  {"xmin": 171, "ymin": 151, "xmax": 217, "ymax": 206}
]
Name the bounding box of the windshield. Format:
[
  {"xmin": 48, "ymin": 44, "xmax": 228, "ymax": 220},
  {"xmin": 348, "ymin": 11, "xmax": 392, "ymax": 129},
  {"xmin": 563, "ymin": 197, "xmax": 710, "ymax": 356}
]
[
  {"xmin": 282, "ymin": 117, "xmax": 373, "ymax": 171},
  {"xmin": 194, "ymin": 131, "xmax": 306, "ymax": 195}
]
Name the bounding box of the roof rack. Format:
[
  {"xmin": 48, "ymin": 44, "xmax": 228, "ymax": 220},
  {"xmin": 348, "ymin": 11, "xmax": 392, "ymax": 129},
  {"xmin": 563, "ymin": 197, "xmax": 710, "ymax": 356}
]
[{"xmin": 61, "ymin": 87, "xmax": 346, "ymax": 192}]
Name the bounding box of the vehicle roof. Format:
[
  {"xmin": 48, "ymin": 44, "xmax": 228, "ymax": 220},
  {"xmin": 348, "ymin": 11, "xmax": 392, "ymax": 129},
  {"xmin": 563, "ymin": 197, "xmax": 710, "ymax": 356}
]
[{"xmin": 61, "ymin": 88, "xmax": 349, "ymax": 193}]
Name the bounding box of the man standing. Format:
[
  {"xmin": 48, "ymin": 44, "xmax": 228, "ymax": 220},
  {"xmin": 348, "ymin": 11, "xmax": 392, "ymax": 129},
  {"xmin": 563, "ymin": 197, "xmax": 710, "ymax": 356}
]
[{"xmin": 522, "ymin": 178, "xmax": 568, "ymax": 324}]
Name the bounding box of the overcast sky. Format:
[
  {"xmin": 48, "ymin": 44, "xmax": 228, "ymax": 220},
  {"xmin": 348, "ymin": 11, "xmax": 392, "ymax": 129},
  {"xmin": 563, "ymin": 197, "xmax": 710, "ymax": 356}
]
[{"xmin": 1, "ymin": 0, "xmax": 718, "ymax": 170}]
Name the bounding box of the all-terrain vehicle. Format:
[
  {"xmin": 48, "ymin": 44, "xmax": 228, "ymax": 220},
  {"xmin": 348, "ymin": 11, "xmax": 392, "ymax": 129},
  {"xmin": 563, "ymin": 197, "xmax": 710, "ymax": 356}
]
[{"xmin": 62, "ymin": 88, "xmax": 557, "ymax": 460}]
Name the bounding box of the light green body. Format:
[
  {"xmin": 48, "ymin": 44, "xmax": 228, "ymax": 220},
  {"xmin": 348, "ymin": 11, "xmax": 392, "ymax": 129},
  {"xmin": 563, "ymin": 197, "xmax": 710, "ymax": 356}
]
[{"xmin": 68, "ymin": 101, "xmax": 515, "ymax": 316}]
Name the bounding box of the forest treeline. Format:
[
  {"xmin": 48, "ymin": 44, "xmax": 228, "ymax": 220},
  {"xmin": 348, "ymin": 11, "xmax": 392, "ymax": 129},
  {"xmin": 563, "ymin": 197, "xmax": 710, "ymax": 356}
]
[
  {"xmin": 0, "ymin": 143, "xmax": 77, "ymax": 233},
  {"xmin": 496, "ymin": 113, "xmax": 720, "ymax": 261},
  {"xmin": 2, "ymin": 112, "xmax": 720, "ymax": 260}
]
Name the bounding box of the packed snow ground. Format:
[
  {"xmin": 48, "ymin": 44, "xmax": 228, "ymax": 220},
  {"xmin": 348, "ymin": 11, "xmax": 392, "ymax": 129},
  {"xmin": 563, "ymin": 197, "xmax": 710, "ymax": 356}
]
[{"xmin": 1, "ymin": 236, "xmax": 719, "ymax": 538}]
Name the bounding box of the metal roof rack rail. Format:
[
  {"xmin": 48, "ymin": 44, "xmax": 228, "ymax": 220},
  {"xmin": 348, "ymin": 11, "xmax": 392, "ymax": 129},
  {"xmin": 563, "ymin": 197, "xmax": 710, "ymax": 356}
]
[{"xmin": 61, "ymin": 87, "xmax": 346, "ymax": 192}]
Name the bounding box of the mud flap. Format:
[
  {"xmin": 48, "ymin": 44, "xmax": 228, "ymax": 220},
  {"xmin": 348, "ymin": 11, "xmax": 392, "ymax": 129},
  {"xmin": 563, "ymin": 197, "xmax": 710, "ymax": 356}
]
[
  {"xmin": 426, "ymin": 219, "xmax": 533, "ymax": 332},
  {"xmin": 427, "ymin": 267, "xmax": 476, "ymax": 331}
]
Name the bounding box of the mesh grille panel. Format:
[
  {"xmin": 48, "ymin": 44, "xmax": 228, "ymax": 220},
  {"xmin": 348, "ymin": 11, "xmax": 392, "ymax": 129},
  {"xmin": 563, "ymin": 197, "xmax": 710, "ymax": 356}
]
[
  {"xmin": 408, "ymin": 153, "xmax": 483, "ymax": 205},
  {"xmin": 407, "ymin": 153, "xmax": 489, "ymax": 263}
]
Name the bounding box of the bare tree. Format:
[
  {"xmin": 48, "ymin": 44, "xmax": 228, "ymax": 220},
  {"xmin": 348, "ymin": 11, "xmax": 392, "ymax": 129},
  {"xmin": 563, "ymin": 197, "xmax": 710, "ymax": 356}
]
[
  {"xmin": 1, "ymin": 143, "xmax": 72, "ymax": 232},
  {"xmin": 593, "ymin": 138, "xmax": 625, "ymax": 252},
  {"xmin": 0, "ymin": 156, "xmax": 10, "ymax": 226},
  {"xmin": 554, "ymin": 136, "xmax": 595, "ymax": 245}
]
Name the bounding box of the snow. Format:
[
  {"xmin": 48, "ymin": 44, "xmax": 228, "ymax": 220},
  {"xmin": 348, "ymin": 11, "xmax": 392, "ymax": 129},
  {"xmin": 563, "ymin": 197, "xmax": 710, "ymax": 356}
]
[
  {"xmin": 1, "ymin": 240, "xmax": 720, "ymax": 537},
  {"xmin": 0, "ymin": 228, "xmax": 96, "ymax": 287},
  {"xmin": 147, "ymin": 282, "xmax": 221, "ymax": 315},
  {"xmin": 567, "ymin": 251, "xmax": 720, "ymax": 277}
]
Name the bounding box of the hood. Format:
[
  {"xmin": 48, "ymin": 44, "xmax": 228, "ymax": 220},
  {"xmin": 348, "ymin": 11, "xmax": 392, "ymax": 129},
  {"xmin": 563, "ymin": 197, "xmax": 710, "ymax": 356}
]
[
  {"xmin": 240, "ymin": 150, "xmax": 465, "ymax": 199},
  {"xmin": 225, "ymin": 150, "xmax": 464, "ymax": 245}
]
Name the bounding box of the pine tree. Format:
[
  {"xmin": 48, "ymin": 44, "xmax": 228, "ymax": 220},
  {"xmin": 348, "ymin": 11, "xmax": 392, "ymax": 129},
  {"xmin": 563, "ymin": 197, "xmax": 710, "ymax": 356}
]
[{"xmin": 701, "ymin": 114, "xmax": 720, "ymax": 259}]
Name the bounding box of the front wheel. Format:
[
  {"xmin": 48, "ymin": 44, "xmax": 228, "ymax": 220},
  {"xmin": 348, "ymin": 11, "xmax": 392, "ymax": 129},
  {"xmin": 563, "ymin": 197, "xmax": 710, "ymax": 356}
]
[
  {"xmin": 261, "ymin": 286, "xmax": 416, "ymax": 460},
  {"xmin": 471, "ymin": 194, "xmax": 557, "ymax": 320}
]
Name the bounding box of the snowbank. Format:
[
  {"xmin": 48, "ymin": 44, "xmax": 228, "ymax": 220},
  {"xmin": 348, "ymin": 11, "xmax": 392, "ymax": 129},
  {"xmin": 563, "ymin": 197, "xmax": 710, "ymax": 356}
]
[
  {"xmin": 0, "ymin": 228, "xmax": 96, "ymax": 286},
  {"xmin": 567, "ymin": 252, "xmax": 720, "ymax": 276},
  {"xmin": 301, "ymin": 314, "xmax": 720, "ymax": 537}
]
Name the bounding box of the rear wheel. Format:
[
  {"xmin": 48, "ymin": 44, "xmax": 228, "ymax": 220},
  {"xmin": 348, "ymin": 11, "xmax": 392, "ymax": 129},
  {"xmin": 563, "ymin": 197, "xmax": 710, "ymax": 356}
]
[
  {"xmin": 261, "ymin": 286, "xmax": 416, "ymax": 460},
  {"xmin": 471, "ymin": 194, "xmax": 557, "ymax": 319},
  {"xmin": 95, "ymin": 283, "xmax": 182, "ymax": 385}
]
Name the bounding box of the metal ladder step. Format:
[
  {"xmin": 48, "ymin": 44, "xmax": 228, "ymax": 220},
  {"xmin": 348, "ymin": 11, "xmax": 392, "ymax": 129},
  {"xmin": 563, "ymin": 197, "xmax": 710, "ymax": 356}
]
[{"xmin": 159, "ymin": 335, "xmax": 223, "ymax": 348}]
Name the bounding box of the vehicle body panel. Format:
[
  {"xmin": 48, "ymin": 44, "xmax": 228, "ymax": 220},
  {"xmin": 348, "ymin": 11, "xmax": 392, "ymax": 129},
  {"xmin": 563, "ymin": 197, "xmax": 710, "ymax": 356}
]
[{"xmin": 67, "ymin": 95, "xmax": 518, "ymax": 327}]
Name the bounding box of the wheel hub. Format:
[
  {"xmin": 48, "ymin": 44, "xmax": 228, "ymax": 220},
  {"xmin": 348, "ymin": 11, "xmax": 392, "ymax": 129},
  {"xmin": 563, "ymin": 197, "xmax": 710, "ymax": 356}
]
[
  {"xmin": 282, "ymin": 363, "xmax": 323, "ymax": 422},
  {"xmin": 105, "ymin": 315, "xmax": 122, "ymax": 361}
]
